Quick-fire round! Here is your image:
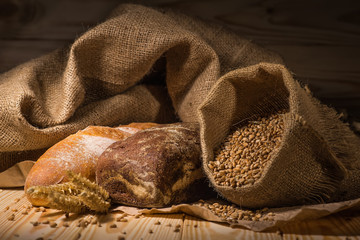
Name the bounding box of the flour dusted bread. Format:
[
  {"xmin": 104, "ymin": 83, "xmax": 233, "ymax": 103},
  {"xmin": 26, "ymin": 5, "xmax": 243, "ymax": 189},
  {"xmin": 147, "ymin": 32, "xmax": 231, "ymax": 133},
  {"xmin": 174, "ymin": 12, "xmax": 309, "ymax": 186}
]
[
  {"xmin": 25, "ymin": 122, "xmax": 158, "ymax": 206},
  {"xmin": 96, "ymin": 123, "xmax": 211, "ymax": 207}
]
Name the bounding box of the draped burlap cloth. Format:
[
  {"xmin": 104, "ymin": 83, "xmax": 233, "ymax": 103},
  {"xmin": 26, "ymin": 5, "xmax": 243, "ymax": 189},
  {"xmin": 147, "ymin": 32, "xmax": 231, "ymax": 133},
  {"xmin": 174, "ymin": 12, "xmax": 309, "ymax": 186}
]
[{"xmin": 1, "ymin": 3, "xmax": 360, "ymax": 213}]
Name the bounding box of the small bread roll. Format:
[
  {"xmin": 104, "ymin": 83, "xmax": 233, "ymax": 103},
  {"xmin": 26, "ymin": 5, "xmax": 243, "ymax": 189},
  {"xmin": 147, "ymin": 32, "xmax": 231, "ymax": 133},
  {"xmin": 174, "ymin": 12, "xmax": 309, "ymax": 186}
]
[
  {"xmin": 25, "ymin": 123, "xmax": 157, "ymax": 206},
  {"xmin": 96, "ymin": 123, "xmax": 211, "ymax": 207}
]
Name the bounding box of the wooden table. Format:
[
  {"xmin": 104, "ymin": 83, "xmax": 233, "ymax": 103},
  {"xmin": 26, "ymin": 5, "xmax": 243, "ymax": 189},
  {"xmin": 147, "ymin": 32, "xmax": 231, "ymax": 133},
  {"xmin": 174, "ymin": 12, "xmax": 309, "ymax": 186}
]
[{"xmin": 1, "ymin": 189, "xmax": 360, "ymax": 240}]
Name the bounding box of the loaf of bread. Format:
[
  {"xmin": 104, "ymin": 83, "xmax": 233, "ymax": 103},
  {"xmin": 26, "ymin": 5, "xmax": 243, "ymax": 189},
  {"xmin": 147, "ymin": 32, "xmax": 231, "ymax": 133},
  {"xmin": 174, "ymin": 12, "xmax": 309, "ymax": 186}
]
[
  {"xmin": 25, "ymin": 122, "xmax": 158, "ymax": 206},
  {"xmin": 96, "ymin": 123, "xmax": 212, "ymax": 208}
]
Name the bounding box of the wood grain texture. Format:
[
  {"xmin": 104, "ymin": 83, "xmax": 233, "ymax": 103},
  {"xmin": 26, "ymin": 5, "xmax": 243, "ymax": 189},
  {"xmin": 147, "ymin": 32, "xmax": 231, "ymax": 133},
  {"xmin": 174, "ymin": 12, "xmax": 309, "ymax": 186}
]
[
  {"xmin": 1, "ymin": 189, "xmax": 360, "ymax": 239},
  {"xmin": 183, "ymin": 214, "xmax": 360, "ymax": 240},
  {"xmin": 183, "ymin": 215, "xmax": 277, "ymax": 240},
  {"xmin": 0, "ymin": 0, "xmax": 121, "ymax": 72},
  {"xmin": 0, "ymin": 189, "xmax": 184, "ymax": 240}
]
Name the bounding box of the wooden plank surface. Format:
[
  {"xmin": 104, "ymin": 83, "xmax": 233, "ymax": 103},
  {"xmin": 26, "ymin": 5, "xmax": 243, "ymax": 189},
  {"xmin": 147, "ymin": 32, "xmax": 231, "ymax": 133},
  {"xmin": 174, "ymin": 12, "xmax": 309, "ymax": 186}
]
[
  {"xmin": 1, "ymin": 189, "xmax": 360, "ymax": 240},
  {"xmin": 183, "ymin": 214, "xmax": 360, "ymax": 240},
  {"xmin": 0, "ymin": 189, "xmax": 185, "ymax": 240},
  {"xmin": 0, "ymin": 0, "xmax": 360, "ymax": 118}
]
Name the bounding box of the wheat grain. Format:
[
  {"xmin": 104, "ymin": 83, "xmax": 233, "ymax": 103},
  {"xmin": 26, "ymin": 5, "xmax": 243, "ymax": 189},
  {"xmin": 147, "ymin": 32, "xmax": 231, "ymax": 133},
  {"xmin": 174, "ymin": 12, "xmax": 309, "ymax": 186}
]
[{"xmin": 209, "ymin": 110, "xmax": 286, "ymax": 188}]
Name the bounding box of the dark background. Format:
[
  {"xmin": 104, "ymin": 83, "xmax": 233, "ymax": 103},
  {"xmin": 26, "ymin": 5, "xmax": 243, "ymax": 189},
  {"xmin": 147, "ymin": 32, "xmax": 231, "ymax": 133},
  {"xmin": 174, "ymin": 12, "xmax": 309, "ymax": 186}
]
[{"xmin": 1, "ymin": 0, "xmax": 360, "ymax": 121}]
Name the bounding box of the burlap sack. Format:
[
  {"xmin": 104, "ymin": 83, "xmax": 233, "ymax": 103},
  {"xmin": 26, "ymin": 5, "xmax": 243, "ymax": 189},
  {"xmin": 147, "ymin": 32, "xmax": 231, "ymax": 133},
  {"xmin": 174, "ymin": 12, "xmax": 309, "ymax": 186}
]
[
  {"xmin": 0, "ymin": 4, "xmax": 282, "ymax": 172},
  {"xmin": 1, "ymin": 4, "xmax": 359, "ymax": 210},
  {"xmin": 200, "ymin": 63, "xmax": 360, "ymax": 208}
]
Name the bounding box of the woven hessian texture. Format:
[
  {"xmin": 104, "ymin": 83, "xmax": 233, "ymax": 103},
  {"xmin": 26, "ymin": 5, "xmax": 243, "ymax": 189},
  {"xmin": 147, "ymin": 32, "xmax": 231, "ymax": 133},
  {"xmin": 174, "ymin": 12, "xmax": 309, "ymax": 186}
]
[
  {"xmin": 0, "ymin": 4, "xmax": 359, "ymax": 207},
  {"xmin": 199, "ymin": 64, "xmax": 360, "ymax": 207}
]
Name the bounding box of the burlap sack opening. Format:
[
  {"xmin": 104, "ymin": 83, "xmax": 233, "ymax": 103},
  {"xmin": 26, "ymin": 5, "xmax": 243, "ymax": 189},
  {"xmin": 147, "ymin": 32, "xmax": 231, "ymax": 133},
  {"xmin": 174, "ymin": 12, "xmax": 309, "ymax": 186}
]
[{"xmin": 199, "ymin": 63, "xmax": 354, "ymax": 208}]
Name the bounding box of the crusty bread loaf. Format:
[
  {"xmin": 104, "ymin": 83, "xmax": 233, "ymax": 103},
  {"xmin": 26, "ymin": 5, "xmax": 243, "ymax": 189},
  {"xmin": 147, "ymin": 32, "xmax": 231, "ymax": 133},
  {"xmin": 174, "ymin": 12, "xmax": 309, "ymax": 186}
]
[
  {"xmin": 25, "ymin": 122, "xmax": 158, "ymax": 206},
  {"xmin": 96, "ymin": 123, "xmax": 212, "ymax": 207}
]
